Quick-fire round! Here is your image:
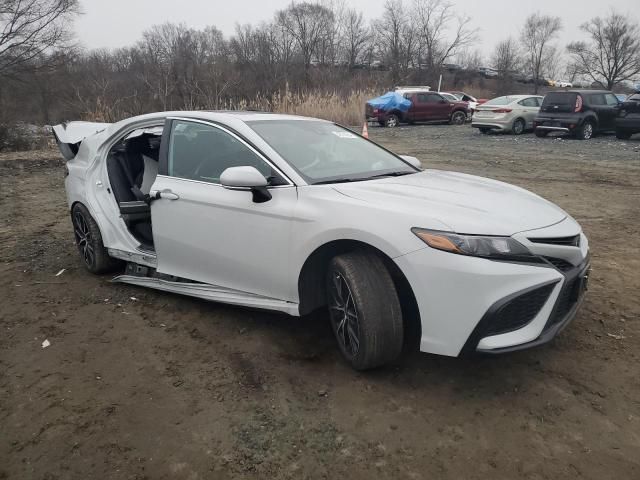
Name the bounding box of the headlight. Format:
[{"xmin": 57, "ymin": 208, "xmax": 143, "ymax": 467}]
[{"xmin": 411, "ymin": 228, "xmax": 535, "ymax": 260}]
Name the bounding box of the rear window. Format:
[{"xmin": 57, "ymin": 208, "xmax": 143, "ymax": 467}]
[
  {"xmin": 485, "ymin": 96, "xmax": 516, "ymax": 106},
  {"xmin": 541, "ymin": 92, "xmax": 577, "ymax": 106}
]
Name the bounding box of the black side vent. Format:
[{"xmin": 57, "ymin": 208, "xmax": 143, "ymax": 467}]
[
  {"xmin": 529, "ymin": 235, "xmax": 580, "ymax": 247},
  {"xmin": 484, "ymin": 283, "xmax": 556, "ymax": 336},
  {"xmin": 544, "ymin": 257, "xmax": 575, "ymax": 272}
]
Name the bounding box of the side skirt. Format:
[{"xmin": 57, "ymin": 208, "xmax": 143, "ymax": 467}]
[{"xmin": 112, "ymin": 274, "xmax": 300, "ymax": 316}]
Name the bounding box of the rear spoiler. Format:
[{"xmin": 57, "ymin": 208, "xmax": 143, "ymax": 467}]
[{"xmin": 52, "ymin": 121, "xmax": 111, "ymax": 160}]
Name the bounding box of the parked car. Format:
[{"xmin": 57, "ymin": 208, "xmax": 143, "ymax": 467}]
[
  {"xmin": 366, "ymin": 88, "xmax": 469, "ymax": 127},
  {"xmin": 478, "ymin": 66, "xmax": 498, "ymax": 78},
  {"xmin": 443, "ymin": 63, "xmax": 463, "ymax": 72},
  {"xmin": 472, "ymin": 95, "xmax": 544, "ymax": 135},
  {"xmin": 52, "ymin": 111, "xmax": 591, "ymax": 370},
  {"xmin": 556, "ymin": 81, "xmax": 573, "ymax": 88},
  {"xmin": 534, "ymin": 90, "xmax": 621, "ymax": 140},
  {"xmin": 446, "ymin": 91, "xmax": 483, "ymax": 112},
  {"xmin": 615, "ymin": 93, "xmax": 640, "ymax": 139}
]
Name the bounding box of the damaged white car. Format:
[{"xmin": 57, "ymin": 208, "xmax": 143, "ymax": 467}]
[{"xmin": 53, "ymin": 112, "xmax": 590, "ymax": 370}]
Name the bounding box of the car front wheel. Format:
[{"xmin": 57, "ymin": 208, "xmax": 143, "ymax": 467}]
[
  {"xmin": 326, "ymin": 251, "xmax": 403, "ymax": 370},
  {"xmin": 71, "ymin": 203, "xmax": 122, "ymax": 274}
]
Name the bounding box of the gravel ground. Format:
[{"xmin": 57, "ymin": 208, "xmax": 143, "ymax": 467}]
[{"xmin": 1, "ymin": 125, "xmax": 639, "ymax": 479}]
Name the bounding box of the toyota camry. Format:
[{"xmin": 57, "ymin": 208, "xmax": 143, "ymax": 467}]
[{"xmin": 53, "ymin": 111, "xmax": 591, "ymax": 370}]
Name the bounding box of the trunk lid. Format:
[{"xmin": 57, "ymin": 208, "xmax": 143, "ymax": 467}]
[{"xmin": 52, "ymin": 121, "xmax": 111, "ymax": 160}]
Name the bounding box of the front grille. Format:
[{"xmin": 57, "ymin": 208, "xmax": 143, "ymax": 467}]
[
  {"xmin": 544, "ymin": 256, "xmax": 575, "ymax": 272},
  {"xmin": 484, "ymin": 283, "xmax": 556, "ymax": 336},
  {"xmin": 529, "ymin": 235, "xmax": 580, "ymax": 247}
]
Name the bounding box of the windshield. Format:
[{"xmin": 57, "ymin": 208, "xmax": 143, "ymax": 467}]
[
  {"xmin": 485, "ymin": 96, "xmax": 516, "ymax": 106},
  {"xmin": 248, "ymin": 120, "xmax": 418, "ymax": 184}
]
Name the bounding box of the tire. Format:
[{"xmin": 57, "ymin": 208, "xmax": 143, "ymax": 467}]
[
  {"xmin": 576, "ymin": 120, "xmax": 595, "ymax": 140},
  {"xmin": 71, "ymin": 203, "xmax": 122, "ymax": 274},
  {"xmin": 616, "ymin": 129, "xmax": 632, "ymax": 140},
  {"xmin": 385, "ymin": 114, "xmax": 399, "ymax": 128},
  {"xmin": 326, "ymin": 251, "xmax": 403, "ymax": 370},
  {"xmin": 450, "ymin": 110, "xmax": 466, "ymax": 125},
  {"xmin": 512, "ymin": 118, "xmax": 526, "ymax": 135},
  {"xmin": 479, "ymin": 127, "xmax": 491, "ymax": 134},
  {"xmin": 535, "ymin": 128, "xmax": 549, "ymax": 138}
]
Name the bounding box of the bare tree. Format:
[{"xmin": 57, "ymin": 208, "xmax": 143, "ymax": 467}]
[
  {"xmin": 276, "ymin": 2, "xmax": 334, "ymax": 73},
  {"xmin": 340, "ymin": 8, "xmax": 370, "ymax": 68},
  {"xmin": 491, "ymin": 38, "xmax": 521, "ymax": 74},
  {"xmin": 374, "ymin": 0, "xmax": 412, "ymax": 83},
  {"xmin": 520, "ymin": 13, "xmax": 562, "ymax": 93},
  {"xmin": 413, "ymin": 0, "xmax": 477, "ymax": 71},
  {"xmin": 456, "ymin": 48, "xmax": 483, "ymax": 71},
  {"xmin": 0, "ymin": 0, "xmax": 79, "ymax": 76},
  {"xmin": 567, "ymin": 11, "xmax": 640, "ymax": 90}
]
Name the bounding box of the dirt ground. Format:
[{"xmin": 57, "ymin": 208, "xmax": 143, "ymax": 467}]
[{"xmin": 1, "ymin": 125, "xmax": 639, "ymax": 480}]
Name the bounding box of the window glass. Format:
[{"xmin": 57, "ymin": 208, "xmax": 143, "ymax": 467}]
[
  {"xmin": 416, "ymin": 93, "xmax": 429, "ymax": 103},
  {"xmin": 589, "ymin": 94, "xmax": 606, "ymax": 105},
  {"xmin": 248, "ymin": 120, "xmax": 417, "ymax": 184},
  {"xmin": 604, "ymin": 94, "xmax": 620, "ymax": 106},
  {"xmin": 425, "ymin": 94, "xmax": 443, "ymax": 103},
  {"xmin": 485, "ymin": 96, "xmax": 515, "ymax": 106},
  {"xmin": 518, "ymin": 97, "xmax": 537, "ymax": 107},
  {"xmin": 168, "ymin": 120, "xmax": 277, "ymax": 184}
]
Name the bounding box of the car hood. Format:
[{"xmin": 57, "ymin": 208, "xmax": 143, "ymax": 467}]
[{"xmin": 333, "ymin": 170, "xmax": 567, "ymax": 236}]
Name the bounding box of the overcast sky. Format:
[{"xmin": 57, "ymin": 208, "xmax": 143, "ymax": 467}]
[{"xmin": 75, "ymin": 0, "xmax": 637, "ymax": 56}]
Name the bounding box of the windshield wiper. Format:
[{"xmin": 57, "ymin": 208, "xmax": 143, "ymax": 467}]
[
  {"xmin": 313, "ymin": 171, "xmax": 415, "ymax": 185},
  {"xmin": 313, "ymin": 177, "xmax": 369, "ymax": 185},
  {"xmin": 368, "ymin": 171, "xmax": 415, "ymax": 179}
]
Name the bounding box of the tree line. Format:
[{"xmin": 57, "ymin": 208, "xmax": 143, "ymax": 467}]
[{"xmin": 1, "ymin": 0, "xmax": 639, "ymax": 126}]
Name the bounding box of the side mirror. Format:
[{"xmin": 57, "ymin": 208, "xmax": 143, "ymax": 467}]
[
  {"xmin": 399, "ymin": 155, "xmax": 422, "ymax": 170},
  {"xmin": 220, "ymin": 166, "xmax": 271, "ymax": 203}
]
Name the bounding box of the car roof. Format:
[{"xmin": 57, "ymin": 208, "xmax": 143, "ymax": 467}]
[{"xmin": 553, "ymin": 90, "xmax": 612, "ymax": 95}]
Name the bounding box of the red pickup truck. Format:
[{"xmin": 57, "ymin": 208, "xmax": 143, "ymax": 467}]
[{"xmin": 366, "ymin": 88, "xmax": 470, "ymax": 127}]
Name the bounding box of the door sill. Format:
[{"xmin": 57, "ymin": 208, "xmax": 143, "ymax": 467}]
[{"xmin": 112, "ymin": 275, "xmax": 300, "ymax": 316}]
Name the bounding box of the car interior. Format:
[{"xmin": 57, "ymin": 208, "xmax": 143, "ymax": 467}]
[{"xmin": 106, "ymin": 127, "xmax": 162, "ymax": 250}]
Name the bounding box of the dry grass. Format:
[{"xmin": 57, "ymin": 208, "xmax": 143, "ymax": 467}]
[{"xmin": 224, "ymin": 86, "xmax": 376, "ymax": 126}]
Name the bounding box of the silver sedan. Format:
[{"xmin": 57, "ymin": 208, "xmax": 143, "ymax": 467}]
[{"xmin": 472, "ymin": 95, "xmax": 544, "ymax": 135}]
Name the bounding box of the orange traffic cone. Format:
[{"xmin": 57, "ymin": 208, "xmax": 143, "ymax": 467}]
[{"xmin": 362, "ymin": 122, "xmax": 369, "ymax": 139}]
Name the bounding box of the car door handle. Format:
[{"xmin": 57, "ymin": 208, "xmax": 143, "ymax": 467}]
[{"xmin": 151, "ymin": 189, "xmax": 180, "ymax": 201}]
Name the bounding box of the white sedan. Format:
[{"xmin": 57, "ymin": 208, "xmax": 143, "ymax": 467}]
[{"xmin": 53, "ymin": 112, "xmax": 590, "ymax": 370}]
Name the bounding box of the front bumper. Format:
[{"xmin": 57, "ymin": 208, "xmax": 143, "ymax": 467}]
[
  {"xmin": 463, "ymin": 256, "xmax": 590, "ymax": 355},
  {"xmin": 393, "ymin": 220, "xmax": 590, "ymax": 357}
]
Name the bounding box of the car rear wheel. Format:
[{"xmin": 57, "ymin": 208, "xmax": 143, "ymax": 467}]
[
  {"xmin": 512, "ymin": 118, "xmax": 526, "ymax": 135},
  {"xmin": 385, "ymin": 114, "xmax": 399, "ymax": 128},
  {"xmin": 450, "ymin": 111, "xmax": 466, "ymax": 125},
  {"xmin": 616, "ymin": 129, "xmax": 632, "ymax": 140},
  {"xmin": 534, "ymin": 128, "xmax": 549, "ymax": 138},
  {"xmin": 577, "ymin": 121, "xmax": 595, "ymax": 140},
  {"xmin": 326, "ymin": 251, "xmax": 403, "ymax": 370},
  {"xmin": 71, "ymin": 203, "xmax": 122, "ymax": 274}
]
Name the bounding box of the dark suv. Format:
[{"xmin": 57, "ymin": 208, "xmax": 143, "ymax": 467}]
[
  {"xmin": 615, "ymin": 93, "xmax": 640, "ymax": 139},
  {"xmin": 366, "ymin": 89, "xmax": 469, "ymax": 127},
  {"xmin": 534, "ymin": 90, "xmax": 621, "ymax": 140}
]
